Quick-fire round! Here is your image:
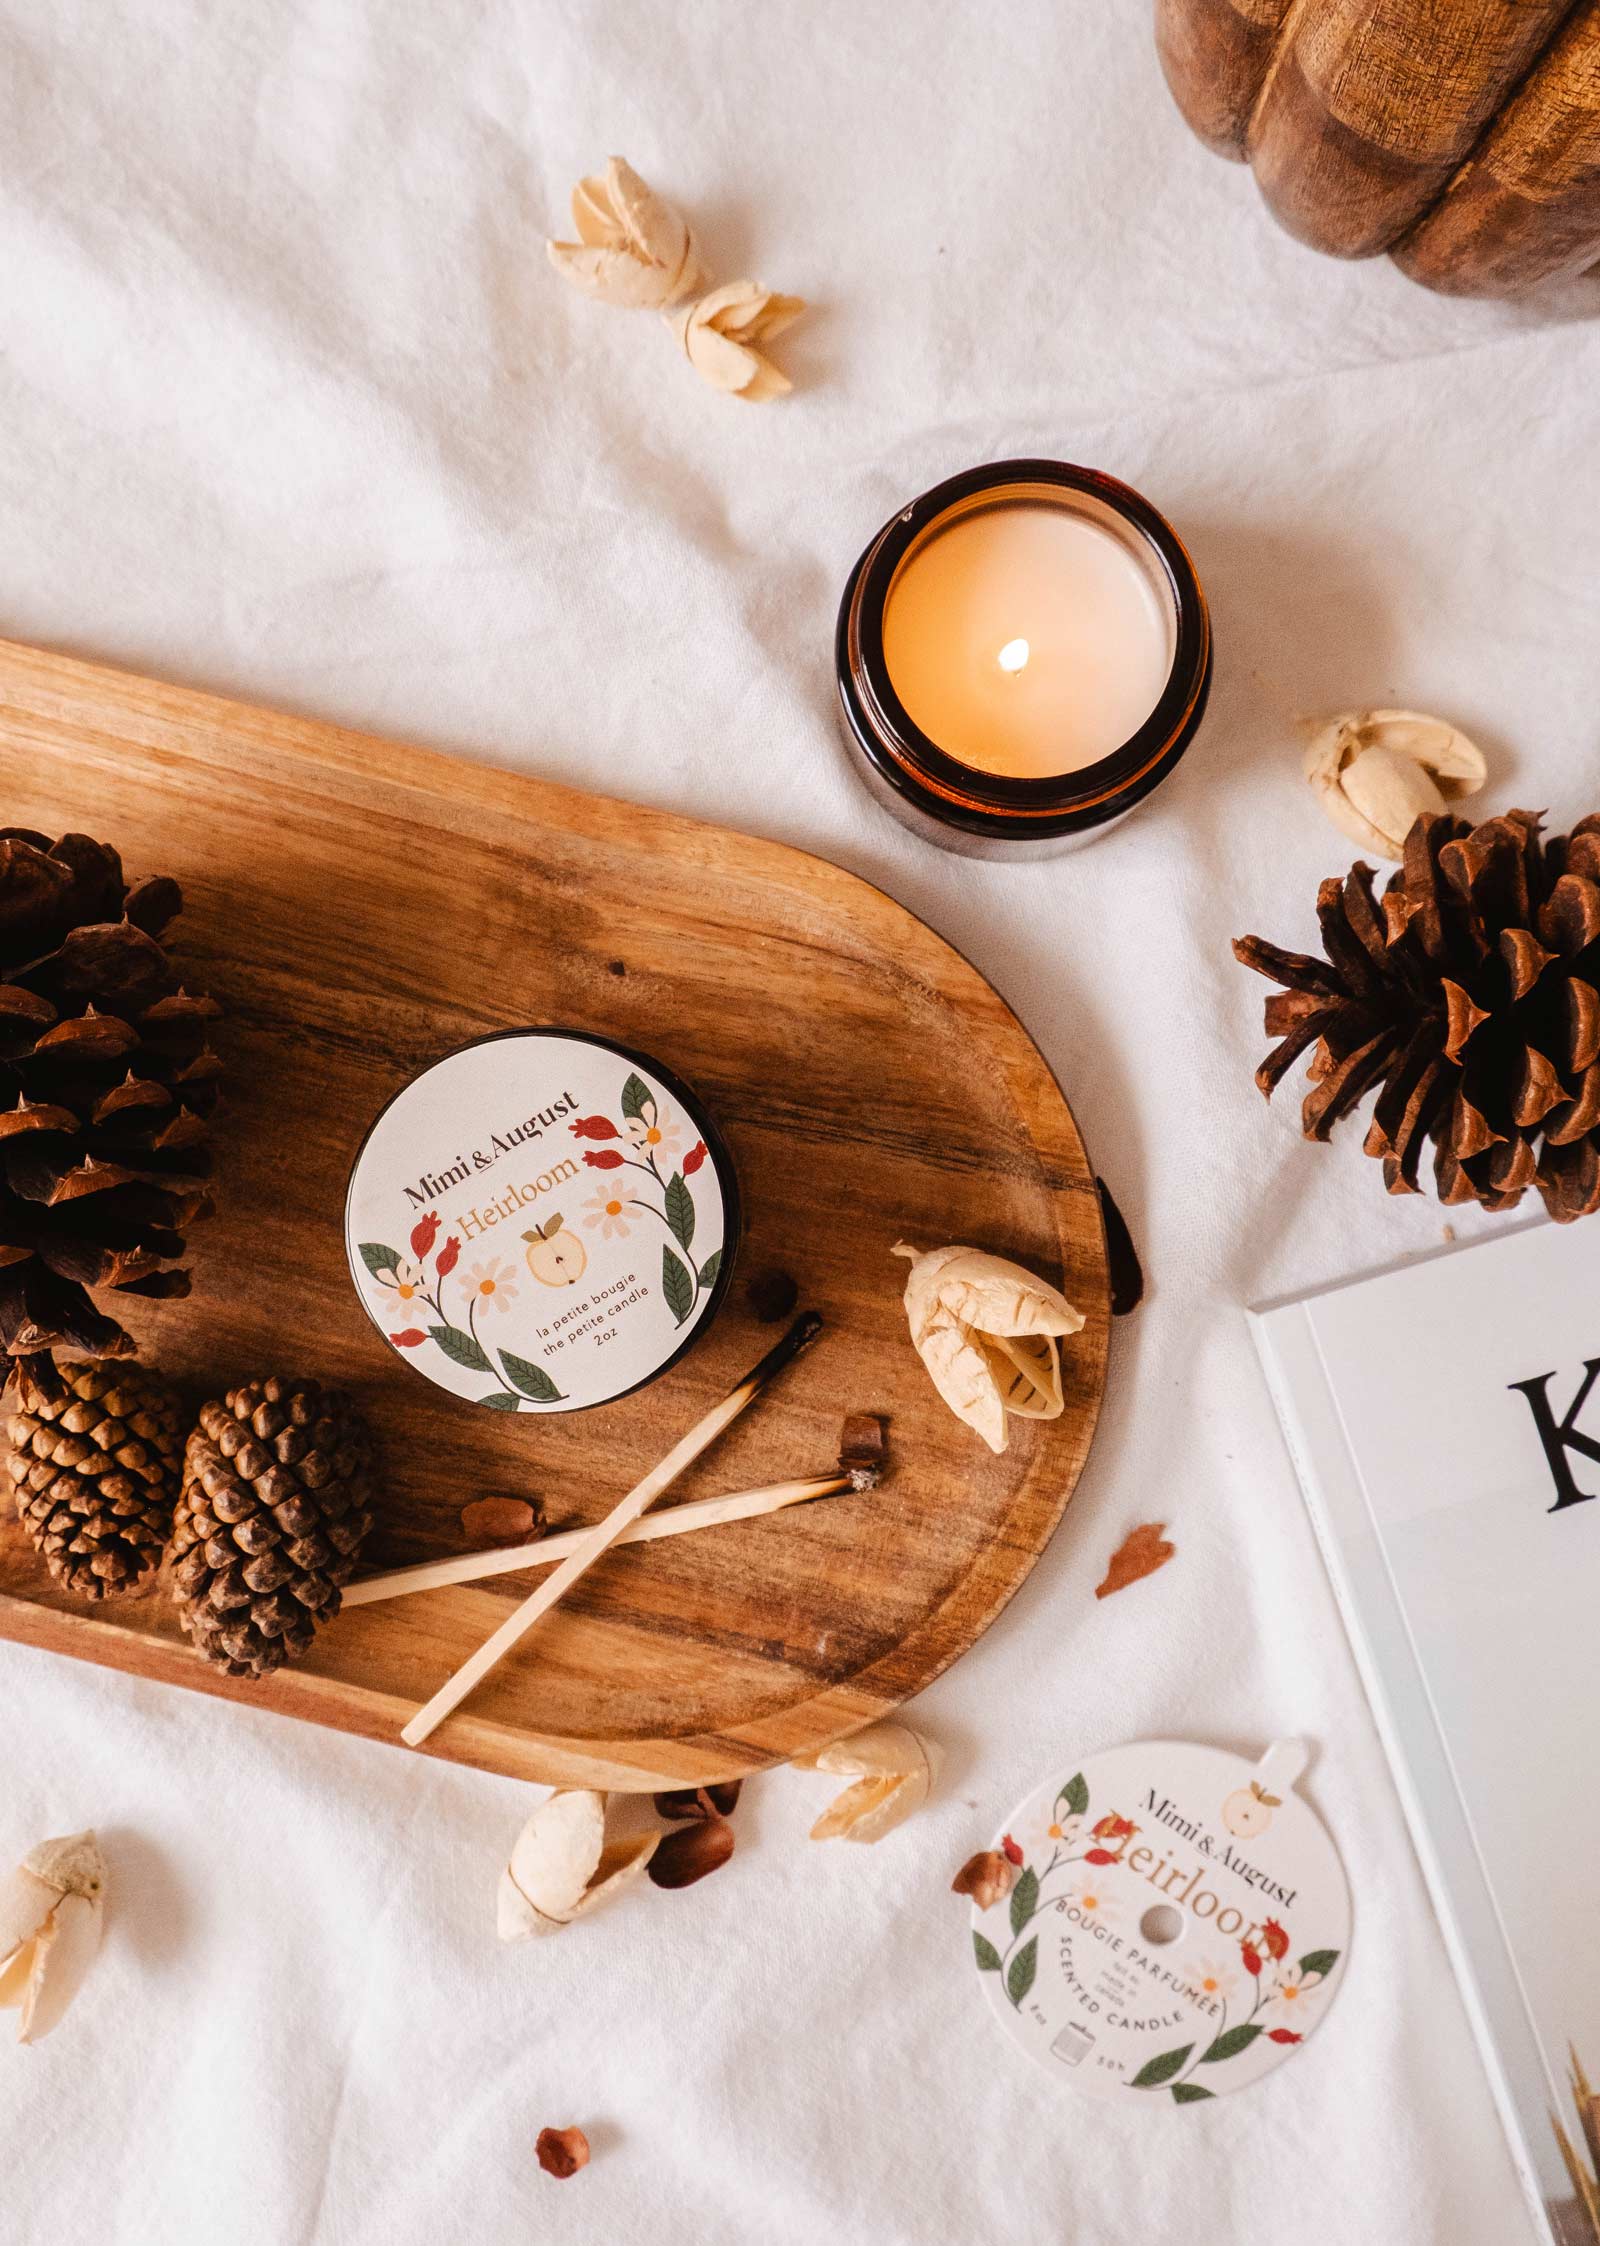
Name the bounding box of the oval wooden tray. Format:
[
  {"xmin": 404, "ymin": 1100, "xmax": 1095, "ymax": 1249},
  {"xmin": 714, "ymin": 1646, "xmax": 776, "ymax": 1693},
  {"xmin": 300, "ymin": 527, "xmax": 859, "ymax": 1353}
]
[{"xmin": 0, "ymin": 638, "xmax": 1110, "ymax": 1789}]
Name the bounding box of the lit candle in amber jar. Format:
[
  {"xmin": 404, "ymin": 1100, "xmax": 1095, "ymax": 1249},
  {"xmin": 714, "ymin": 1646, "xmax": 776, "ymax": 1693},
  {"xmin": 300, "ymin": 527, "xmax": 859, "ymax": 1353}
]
[
  {"xmin": 881, "ymin": 499, "xmax": 1176, "ymax": 780},
  {"xmin": 836, "ymin": 462, "xmax": 1211, "ymax": 858}
]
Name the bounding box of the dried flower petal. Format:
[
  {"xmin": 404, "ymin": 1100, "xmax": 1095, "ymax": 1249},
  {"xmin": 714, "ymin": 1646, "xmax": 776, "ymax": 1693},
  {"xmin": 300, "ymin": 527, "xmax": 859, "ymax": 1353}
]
[
  {"xmin": 646, "ymin": 1817, "xmax": 735, "ymax": 1889},
  {"xmin": 653, "ymin": 1782, "xmax": 741, "ymax": 1821},
  {"xmin": 794, "ymin": 1720, "xmax": 938, "ymax": 1843},
  {"xmin": 547, "ymin": 157, "xmax": 704, "ymax": 309},
  {"xmin": 892, "ymin": 1243, "xmax": 1084, "ymax": 1453},
  {"xmin": 668, "ymin": 280, "xmax": 806, "ymax": 401},
  {"xmin": 536, "ymin": 2126, "xmax": 591, "ymax": 2180},
  {"xmin": 1094, "ymin": 1522, "xmax": 1175, "ymax": 1600},
  {"xmin": 460, "ymin": 1496, "xmax": 544, "ymax": 1546},
  {"xmin": 1304, "ymin": 709, "xmax": 1486, "ymax": 862},
  {"xmin": 951, "ymin": 1849, "xmax": 1016, "ymax": 1911}
]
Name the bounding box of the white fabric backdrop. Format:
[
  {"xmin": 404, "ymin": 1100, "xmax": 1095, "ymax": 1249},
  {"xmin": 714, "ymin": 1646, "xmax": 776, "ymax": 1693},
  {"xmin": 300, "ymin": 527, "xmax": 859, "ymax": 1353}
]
[{"xmin": 4, "ymin": 4, "xmax": 1599, "ymax": 2240}]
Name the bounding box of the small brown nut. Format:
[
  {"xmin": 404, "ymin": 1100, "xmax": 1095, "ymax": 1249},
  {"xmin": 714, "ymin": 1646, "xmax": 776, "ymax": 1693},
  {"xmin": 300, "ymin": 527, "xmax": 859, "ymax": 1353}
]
[
  {"xmin": 950, "ymin": 1849, "xmax": 1016, "ymax": 1912},
  {"xmin": 653, "ymin": 1782, "xmax": 741, "ymax": 1821},
  {"xmin": 460, "ymin": 1496, "xmax": 544, "ymax": 1546},
  {"xmin": 647, "ymin": 1817, "xmax": 735, "ymax": 1890},
  {"xmin": 536, "ymin": 2126, "xmax": 591, "ymax": 2180}
]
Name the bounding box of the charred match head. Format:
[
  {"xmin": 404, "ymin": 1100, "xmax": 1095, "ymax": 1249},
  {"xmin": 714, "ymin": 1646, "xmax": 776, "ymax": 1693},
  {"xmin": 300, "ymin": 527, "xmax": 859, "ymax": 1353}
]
[{"xmin": 839, "ymin": 1412, "xmax": 889, "ymax": 1492}]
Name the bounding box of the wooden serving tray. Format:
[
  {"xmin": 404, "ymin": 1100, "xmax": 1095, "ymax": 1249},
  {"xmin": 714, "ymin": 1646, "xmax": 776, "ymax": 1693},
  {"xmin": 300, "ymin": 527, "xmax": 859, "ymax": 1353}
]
[{"xmin": 0, "ymin": 638, "xmax": 1110, "ymax": 1789}]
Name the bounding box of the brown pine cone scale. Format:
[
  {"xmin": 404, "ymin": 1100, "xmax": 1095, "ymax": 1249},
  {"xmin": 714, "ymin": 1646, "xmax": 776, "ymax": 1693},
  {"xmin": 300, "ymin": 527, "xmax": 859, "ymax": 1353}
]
[
  {"xmin": 5, "ymin": 1357, "xmax": 184, "ymax": 1598},
  {"xmin": 171, "ymin": 1376, "xmax": 376, "ymax": 1678},
  {"xmin": 1234, "ymin": 809, "xmax": 1600, "ymax": 1221}
]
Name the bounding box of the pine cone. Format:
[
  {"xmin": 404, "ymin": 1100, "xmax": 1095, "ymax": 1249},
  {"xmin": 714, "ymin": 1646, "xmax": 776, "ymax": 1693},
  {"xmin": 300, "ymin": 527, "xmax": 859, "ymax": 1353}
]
[
  {"xmin": 170, "ymin": 1377, "xmax": 376, "ymax": 1678},
  {"xmin": 5, "ymin": 1358, "xmax": 184, "ymax": 1599},
  {"xmin": 1234, "ymin": 809, "xmax": 1600, "ymax": 1220},
  {"xmin": 0, "ymin": 830, "xmax": 222, "ymax": 1397}
]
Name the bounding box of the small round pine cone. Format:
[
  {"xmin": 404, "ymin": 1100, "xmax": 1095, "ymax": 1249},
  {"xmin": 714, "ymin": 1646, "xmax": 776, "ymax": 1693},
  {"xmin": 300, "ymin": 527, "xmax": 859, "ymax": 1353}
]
[
  {"xmin": 4, "ymin": 1358, "xmax": 185, "ymax": 1599},
  {"xmin": 170, "ymin": 1375, "xmax": 376, "ymax": 1680}
]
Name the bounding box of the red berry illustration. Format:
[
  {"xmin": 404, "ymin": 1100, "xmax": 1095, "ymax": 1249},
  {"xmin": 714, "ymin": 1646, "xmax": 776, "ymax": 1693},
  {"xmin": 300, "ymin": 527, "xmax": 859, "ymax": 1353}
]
[
  {"xmin": 583, "ymin": 1149, "xmax": 626, "ymax": 1169},
  {"xmin": 1085, "ymin": 1848, "xmax": 1117, "ymax": 1866},
  {"xmin": 390, "ymin": 1328, "xmax": 426, "ymax": 1347},
  {"xmin": 1268, "ymin": 2029, "xmax": 1302, "ymax": 2045},
  {"xmin": 1241, "ymin": 1942, "xmax": 1263, "ymax": 1977},
  {"xmin": 570, "ymin": 1116, "xmax": 621, "ymax": 1140},
  {"xmin": 436, "ymin": 1235, "xmax": 461, "ymax": 1279},
  {"xmin": 683, "ymin": 1140, "xmax": 707, "ymax": 1175},
  {"xmin": 1262, "ymin": 1918, "xmax": 1289, "ymax": 1962},
  {"xmin": 1001, "ymin": 1834, "xmax": 1023, "ymax": 1867},
  {"xmin": 411, "ymin": 1213, "xmax": 440, "ymax": 1259}
]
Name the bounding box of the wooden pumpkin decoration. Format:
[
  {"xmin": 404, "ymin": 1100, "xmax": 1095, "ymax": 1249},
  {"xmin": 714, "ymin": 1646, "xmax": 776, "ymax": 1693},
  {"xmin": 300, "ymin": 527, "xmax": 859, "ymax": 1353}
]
[{"xmin": 1157, "ymin": 0, "xmax": 1600, "ymax": 297}]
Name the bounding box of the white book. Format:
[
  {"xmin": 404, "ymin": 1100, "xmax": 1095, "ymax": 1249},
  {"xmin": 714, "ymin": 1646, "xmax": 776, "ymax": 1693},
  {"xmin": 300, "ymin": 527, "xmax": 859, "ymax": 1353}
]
[{"xmin": 1250, "ymin": 1219, "xmax": 1600, "ymax": 2246}]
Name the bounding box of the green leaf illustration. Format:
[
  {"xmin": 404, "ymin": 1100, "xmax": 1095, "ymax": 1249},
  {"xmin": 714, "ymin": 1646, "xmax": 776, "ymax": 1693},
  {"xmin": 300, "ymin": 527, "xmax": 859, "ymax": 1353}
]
[
  {"xmin": 662, "ymin": 1245, "xmax": 694, "ymax": 1325},
  {"xmin": 1298, "ymin": 1948, "xmax": 1340, "ymax": 1981},
  {"xmin": 697, "ymin": 1248, "xmax": 722, "ymax": 1293},
  {"xmin": 1131, "ymin": 2045, "xmax": 1194, "ymax": 2089},
  {"xmin": 481, "ymin": 1391, "xmax": 523, "ymax": 1411},
  {"xmin": 665, "ymin": 1171, "xmax": 695, "ymax": 1252},
  {"xmin": 1059, "ymin": 1772, "xmax": 1089, "ymax": 1817},
  {"xmin": 1200, "ymin": 2023, "xmax": 1262, "ymax": 2064},
  {"xmin": 1006, "ymin": 1936, "xmax": 1037, "ymax": 2008},
  {"xmin": 499, "ymin": 1351, "xmax": 565, "ymax": 1403},
  {"xmin": 1010, "ymin": 1866, "xmax": 1038, "ymax": 1937},
  {"xmin": 1172, "ymin": 2083, "xmax": 1215, "ymax": 2104},
  {"xmin": 428, "ymin": 1324, "xmax": 492, "ymax": 1373},
  {"xmin": 359, "ymin": 1241, "xmax": 402, "ymax": 1278},
  {"xmin": 973, "ymin": 1932, "xmax": 1002, "ymax": 1973},
  {"xmin": 620, "ymin": 1072, "xmax": 652, "ymax": 1124}
]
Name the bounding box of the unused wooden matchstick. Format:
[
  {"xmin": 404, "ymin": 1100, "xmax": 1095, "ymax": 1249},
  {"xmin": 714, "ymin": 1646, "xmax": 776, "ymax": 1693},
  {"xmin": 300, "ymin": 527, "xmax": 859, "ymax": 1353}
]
[
  {"xmin": 346, "ymin": 1468, "xmax": 861, "ymax": 1607},
  {"xmin": 399, "ymin": 1311, "xmax": 823, "ymax": 1747}
]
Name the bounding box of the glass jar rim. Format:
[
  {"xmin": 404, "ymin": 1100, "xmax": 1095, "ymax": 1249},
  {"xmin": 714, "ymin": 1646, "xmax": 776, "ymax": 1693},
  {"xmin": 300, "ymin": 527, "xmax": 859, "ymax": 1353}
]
[{"xmin": 838, "ymin": 459, "xmax": 1210, "ymax": 829}]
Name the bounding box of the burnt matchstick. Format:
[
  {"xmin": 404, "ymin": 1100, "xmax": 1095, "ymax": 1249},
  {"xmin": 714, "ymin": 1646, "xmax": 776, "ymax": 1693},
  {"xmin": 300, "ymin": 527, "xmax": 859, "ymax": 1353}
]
[
  {"xmin": 400, "ymin": 1313, "xmax": 825, "ymax": 1748},
  {"xmin": 345, "ymin": 1412, "xmax": 887, "ymax": 1608}
]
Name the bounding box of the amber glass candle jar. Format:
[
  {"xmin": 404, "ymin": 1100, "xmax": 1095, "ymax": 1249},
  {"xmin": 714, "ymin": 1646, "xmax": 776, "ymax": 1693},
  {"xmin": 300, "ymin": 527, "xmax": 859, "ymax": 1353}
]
[{"xmin": 836, "ymin": 461, "xmax": 1211, "ymax": 858}]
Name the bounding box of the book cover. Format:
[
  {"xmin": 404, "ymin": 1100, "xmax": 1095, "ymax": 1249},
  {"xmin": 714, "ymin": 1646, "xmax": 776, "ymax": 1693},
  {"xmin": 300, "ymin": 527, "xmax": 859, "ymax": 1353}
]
[{"xmin": 1250, "ymin": 1219, "xmax": 1600, "ymax": 2246}]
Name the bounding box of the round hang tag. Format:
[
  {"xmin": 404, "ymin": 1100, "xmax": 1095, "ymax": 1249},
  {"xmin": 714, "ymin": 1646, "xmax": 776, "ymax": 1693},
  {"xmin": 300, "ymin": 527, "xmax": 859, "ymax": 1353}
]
[{"xmin": 969, "ymin": 1738, "xmax": 1349, "ymax": 2103}]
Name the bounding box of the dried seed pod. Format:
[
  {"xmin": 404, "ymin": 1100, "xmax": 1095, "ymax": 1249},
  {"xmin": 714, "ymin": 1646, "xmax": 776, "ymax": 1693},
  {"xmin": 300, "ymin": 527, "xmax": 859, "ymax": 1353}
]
[
  {"xmin": 546, "ymin": 157, "xmax": 703, "ymax": 309},
  {"xmin": 652, "ymin": 1781, "xmax": 741, "ymax": 1821},
  {"xmin": 667, "ymin": 281, "xmax": 806, "ymax": 401},
  {"xmin": 459, "ymin": 1495, "xmax": 544, "ymax": 1546},
  {"xmin": 0, "ymin": 1829, "xmax": 106, "ymax": 2043},
  {"xmin": 496, "ymin": 1789, "xmax": 657, "ymax": 1941},
  {"xmin": 892, "ymin": 1243, "xmax": 1084, "ymax": 1454},
  {"xmin": 1304, "ymin": 709, "xmax": 1486, "ymax": 861},
  {"xmin": 951, "ymin": 1849, "xmax": 1016, "ymax": 1911},
  {"xmin": 794, "ymin": 1720, "xmax": 939, "ymax": 1844},
  {"xmin": 536, "ymin": 2126, "xmax": 591, "ymax": 2180},
  {"xmin": 646, "ymin": 1816, "xmax": 735, "ymax": 1889}
]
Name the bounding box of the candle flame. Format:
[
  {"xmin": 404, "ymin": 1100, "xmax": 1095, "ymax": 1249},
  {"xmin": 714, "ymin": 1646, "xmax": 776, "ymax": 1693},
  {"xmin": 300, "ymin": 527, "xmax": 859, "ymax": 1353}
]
[{"xmin": 997, "ymin": 637, "xmax": 1030, "ymax": 674}]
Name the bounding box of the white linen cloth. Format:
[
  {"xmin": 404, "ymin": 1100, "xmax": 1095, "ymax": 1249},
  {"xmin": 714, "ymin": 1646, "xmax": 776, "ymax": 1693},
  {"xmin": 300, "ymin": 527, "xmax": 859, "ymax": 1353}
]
[{"xmin": 4, "ymin": 4, "xmax": 1598, "ymax": 2239}]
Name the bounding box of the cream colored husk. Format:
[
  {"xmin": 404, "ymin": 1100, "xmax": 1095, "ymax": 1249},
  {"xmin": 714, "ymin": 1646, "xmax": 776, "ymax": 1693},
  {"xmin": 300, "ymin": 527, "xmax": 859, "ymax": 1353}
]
[
  {"xmin": 497, "ymin": 1788, "xmax": 658, "ymax": 1941},
  {"xmin": 546, "ymin": 156, "xmax": 704, "ymax": 309},
  {"xmin": 1303, "ymin": 708, "xmax": 1486, "ymax": 860},
  {"xmin": 892, "ymin": 1242, "xmax": 1085, "ymax": 1454},
  {"xmin": 667, "ymin": 281, "xmax": 807, "ymax": 401},
  {"xmin": 793, "ymin": 1720, "xmax": 939, "ymax": 1842},
  {"xmin": 0, "ymin": 1829, "xmax": 106, "ymax": 2042}
]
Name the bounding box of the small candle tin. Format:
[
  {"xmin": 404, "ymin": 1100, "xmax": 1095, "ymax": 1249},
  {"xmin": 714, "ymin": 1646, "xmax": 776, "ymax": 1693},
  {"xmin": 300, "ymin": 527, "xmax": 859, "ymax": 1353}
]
[
  {"xmin": 836, "ymin": 460, "xmax": 1211, "ymax": 859},
  {"xmin": 345, "ymin": 1029, "xmax": 739, "ymax": 1413}
]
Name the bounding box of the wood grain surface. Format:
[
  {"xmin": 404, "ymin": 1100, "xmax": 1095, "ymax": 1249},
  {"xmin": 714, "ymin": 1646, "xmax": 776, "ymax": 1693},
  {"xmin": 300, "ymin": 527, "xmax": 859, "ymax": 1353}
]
[
  {"xmin": 0, "ymin": 638, "xmax": 1110, "ymax": 1790},
  {"xmin": 1157, "ymin": 0, "xmax": 1600, "ymax": 295}
]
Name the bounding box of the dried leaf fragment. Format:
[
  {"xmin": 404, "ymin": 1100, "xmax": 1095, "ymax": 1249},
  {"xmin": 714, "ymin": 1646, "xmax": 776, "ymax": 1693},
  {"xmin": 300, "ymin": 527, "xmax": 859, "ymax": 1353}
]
[
  {"xmin": 536, "ymin": 2126, "xmax": 591, "ymax": 2180},
  {"xmin": 794, "ymin": 1720, "xmax": 938, "ymax": 1843},
  {"xmin": 547, "ymin": 157, "xmax": 703, "ymax": 308},
  {"xmin": 1304, "ymin": 709, "xmax": 1486, "ymax": 861},
  {"xmin": 497, "ymin": 1790, "xmax": 657, "ymax": 1941},
  {"xmin": 0, "ymin": 1829, "xmax": 106, "ymax": 2043},
  {"xmin": 668, "ymin": 280, "xmax": 806, "ymax": 401},
  {"xmin": 1095, "ymin": 1522, "xmax": 1175, "ymax": 1600},
  {"xmin": 951, "ymin": 1849, "xmax": 1016, "ymax": 1911},
  {"xmin": 460, "ymin": 1496, "xmax": 544, "ymax": 1546},
  {"xmin": 892, "ymin": 1243, "xmax": 1085, "ymax": 1453},
  {"xmin": 647, "ymin": 1816, "xmax": 735, "ymax": 1889}
]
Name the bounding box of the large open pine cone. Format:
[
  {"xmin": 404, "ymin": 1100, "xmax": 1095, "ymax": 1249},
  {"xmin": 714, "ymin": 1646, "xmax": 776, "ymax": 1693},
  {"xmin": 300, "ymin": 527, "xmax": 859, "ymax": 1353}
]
[
  {"xmin": 170, "ymin": 1377, "xmax": 375, "ymax": 1678},
  {"xmin": 1235, "ymin": 809, "xmax": 1600, "ymax": 1220},
  {"xmin": 5, "ymin": 1358, "xmax": 185, "ymax": 1599},
  {"xmin": 0, "ymin": 830, "xmax": 222, "ymax": 1395}
]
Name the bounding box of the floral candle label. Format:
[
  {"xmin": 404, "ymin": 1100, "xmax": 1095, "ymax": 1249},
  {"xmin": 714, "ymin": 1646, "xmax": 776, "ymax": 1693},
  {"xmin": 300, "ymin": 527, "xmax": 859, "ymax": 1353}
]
[
  {"xmin": 970, "ymin": 1739, "xmax": 1349, "ymax": 2103},
  {"xmin": 344, "ymin": 1030, "xmax": 736, "ymax": 1413}
]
